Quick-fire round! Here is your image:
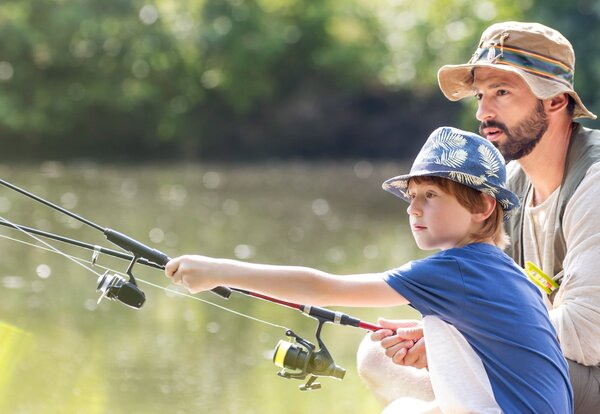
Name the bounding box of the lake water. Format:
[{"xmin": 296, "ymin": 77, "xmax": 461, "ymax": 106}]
[{"xmin": 0, "ymin": 161, "xmax": 423, "ymax": 414}]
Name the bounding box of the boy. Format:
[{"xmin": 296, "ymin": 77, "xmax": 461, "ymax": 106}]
[{"xmin": 165, "ymin": 127, "xmax": 572, "ymax": 413}]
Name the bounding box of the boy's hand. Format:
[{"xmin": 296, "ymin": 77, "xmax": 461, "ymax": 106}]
[
  {"xmin": 371, "ymin": 318, "xmax": 428, "ymax": 369},
  {"xmin": 164, "ymin": 255, "xmax": 218, "ymax": 293}
]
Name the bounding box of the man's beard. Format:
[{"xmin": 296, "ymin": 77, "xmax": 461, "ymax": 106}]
[{"xmin": 479, "ymin": 100, "xmax": 548, "ymax": 162}]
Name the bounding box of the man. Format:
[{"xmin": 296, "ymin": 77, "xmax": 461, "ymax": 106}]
[{"xmin": 358, "ymin": 21, "xmax": 600, "ymax": 413}]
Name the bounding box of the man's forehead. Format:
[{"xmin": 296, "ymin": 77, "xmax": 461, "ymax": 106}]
[{"xmin": 472, "ymin": 68, "xmax": 525, "ymax": 88}]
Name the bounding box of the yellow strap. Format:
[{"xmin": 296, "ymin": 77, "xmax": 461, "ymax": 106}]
[{"xmin": 525, "ymin": 261, "xmax": 560, "ymax": 295}]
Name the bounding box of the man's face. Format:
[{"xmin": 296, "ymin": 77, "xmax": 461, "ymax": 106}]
[{"xmin": 473, "ymin": 68, "xmax": 548, "ymax": 162}]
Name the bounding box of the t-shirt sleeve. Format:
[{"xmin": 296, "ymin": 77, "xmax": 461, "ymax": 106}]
[{"xmin": 384, "ymin": 254, "xmax": 466, "ymax": 320}]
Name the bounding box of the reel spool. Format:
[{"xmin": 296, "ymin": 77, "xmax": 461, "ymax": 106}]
[
  {"xmin": 272, "ymin": 329, "xmax": 345, "ymax": 391},
  {"xmin": 97, "ymin": 271, "xmax": 145, "ymax": 309}
]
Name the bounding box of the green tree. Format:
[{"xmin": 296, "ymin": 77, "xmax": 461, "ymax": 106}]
[
  {"xmin": 6, "ymin": 1, "xmax": 592, "ymax": 161},
  {"xmin": 0, "ymin": 0, "xmax": 390, "ymax": 159}
]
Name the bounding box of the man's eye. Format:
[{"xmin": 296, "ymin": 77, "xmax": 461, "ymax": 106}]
[
  {"xmin": 474, "ymin": 92, "xmax": 482, "ymax": 100},
  {"xmin": 497, "ymin": 89, "xmax": 508, "ymax": 96}
]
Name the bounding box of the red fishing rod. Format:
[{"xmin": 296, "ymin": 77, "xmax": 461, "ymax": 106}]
[{"xmin": 234, "ymin": 289, "xmax": 382, "ymax": 332}]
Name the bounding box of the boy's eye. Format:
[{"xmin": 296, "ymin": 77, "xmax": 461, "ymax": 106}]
[{"xmin": 425, "ymin": 191, "xmax": 436, "ymax": 199}]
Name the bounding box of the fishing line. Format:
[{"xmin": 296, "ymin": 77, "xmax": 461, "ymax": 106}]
[
  {"xmin": 0, "ymin": 215, "xmax": 103, "ymax": 278},
  {"xmin": 0, "ymin": 227, "xmax": 287, "ymax": 331},
  {"xmin": 136, "ymin": 279, "xmax": 288, "ymax": 331}
]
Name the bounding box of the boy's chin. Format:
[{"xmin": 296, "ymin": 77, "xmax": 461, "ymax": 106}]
[
  {"xmin": 415, "ymin": 241, "xmax": 448, "ymax": 251},
  {"xmin": 415, "ymin": 242, "xmax": 438, "ymax": 251}
]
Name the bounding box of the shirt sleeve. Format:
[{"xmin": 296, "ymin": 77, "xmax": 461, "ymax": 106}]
[
  {"xmin": 553, "ymin": 162, "xmax": 600, "ymax": 365},
  {"xmin": 384, "ymin": 254, "xmax": 466, "ymax": 321}
]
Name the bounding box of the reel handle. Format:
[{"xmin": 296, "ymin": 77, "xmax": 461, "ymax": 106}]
[{"xmin": 104, "ymin": 228, "xmax": 232, "ymax": 299}]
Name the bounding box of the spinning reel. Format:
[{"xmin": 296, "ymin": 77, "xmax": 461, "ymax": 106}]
[
  {"xmin": 97, "ymin": 270, "xmax": 145, "ymax": 309},
  {"xmin": 272, "ymin": 318, "xmax": 345, "ymax": 391},
  {"xmin": 95, "ymin": 238, "xmax": 148, "ymax": 309}
]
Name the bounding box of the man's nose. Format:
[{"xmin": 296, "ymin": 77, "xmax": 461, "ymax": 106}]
[{"xmin": 476, "ymin": 96, "xmax": 495, "ymax": 122}]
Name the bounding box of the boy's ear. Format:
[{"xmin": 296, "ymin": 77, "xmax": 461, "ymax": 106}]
[{"xmin": 474, "ymin": 194, "xmax": 496, "ymax": 222}]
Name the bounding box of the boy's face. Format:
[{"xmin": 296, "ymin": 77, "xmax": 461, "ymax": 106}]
[{"xmin": 406, "ymin": 180, "xmax": 476, "ymax": 250}]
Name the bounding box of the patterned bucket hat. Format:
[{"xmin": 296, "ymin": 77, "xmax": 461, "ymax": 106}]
[
  {"xmin": 438, "ymin": 21, "xmax": 596, "ymax": 120},
  {"xmin": 382, "ymin": 127, "xmax": 519, "ymax": 220}
]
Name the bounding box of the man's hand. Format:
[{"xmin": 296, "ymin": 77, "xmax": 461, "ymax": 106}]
[{"xmin": 371, "ymin": 318, "xmax": 428, "ymax": 369}]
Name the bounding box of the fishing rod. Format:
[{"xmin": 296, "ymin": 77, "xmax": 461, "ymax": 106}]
[
  {"xmin": 0, "ymin": 177, "xmax": 382, "ymax": 390},
  {"xmin": 0, "ymin": 221, "xmax": 165, "ymax": 270},
  {"xmin": 0, "ymin": 178, "xmax": 232, "ymax": 307}
]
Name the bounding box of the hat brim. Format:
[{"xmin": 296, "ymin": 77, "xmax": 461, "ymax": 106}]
[
  {"xmin": 438, "ymin": 63, "xmax": 597, "ymax": 120},
  {"xmin": 382, "ymin": 171, "xmax": 520, "ymax": 220}
]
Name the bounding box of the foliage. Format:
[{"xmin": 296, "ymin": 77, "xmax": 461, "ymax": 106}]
[
  {"xmin": 0, "ymin": 0, "xmax": 598, "ymax": 160},
  {"xmin": 523, "ymin": 0, "xmax": 600, "ymax": 126},
  {"xmin": 0, "ymin": 0, "xmax": 389, "ymax": 159}
]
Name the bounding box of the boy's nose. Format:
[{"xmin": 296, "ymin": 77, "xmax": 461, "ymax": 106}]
[{"xmin": 407, "ymin": 201, "xmax": 421, "ymax": 216}]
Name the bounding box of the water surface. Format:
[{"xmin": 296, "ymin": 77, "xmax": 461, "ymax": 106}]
[{"xmin": 0, "ymin": 161, "xmax": 422, "ymax": 414}]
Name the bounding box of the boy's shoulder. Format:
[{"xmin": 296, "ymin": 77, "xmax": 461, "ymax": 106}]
[
  {"xmin": 441, "ymin": 243, "xmax": 503, "ymax": 259},
  {"xmin": 440, "ymin": 243, "xmax": 522, "ymax": 276}
]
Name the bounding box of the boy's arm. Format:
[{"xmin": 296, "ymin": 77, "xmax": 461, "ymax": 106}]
[{"xmin": 165, "ymin": 254, "xmax": 408, "ymax": 308}]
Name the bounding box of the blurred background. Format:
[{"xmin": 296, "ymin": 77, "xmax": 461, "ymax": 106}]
[
  {"xmin": 2, "ymin": 0, "xmax": 598, "ymax": 161},
  {"xmin": 1, "ymin": 0, "xmax": 599, "ymax": 413}
]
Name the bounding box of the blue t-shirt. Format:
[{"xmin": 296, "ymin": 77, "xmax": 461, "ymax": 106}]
[{"xmin": 384, "ymin": 243, "xmax": 573, "ymax": 414}]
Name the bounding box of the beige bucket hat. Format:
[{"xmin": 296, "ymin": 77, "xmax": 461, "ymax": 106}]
[{"xmin": 438, "ymin": 21, "xmax": 596, "ymax": 120}]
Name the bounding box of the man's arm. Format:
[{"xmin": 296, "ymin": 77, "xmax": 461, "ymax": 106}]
[
  {"xmin": 370, "ymin": 318, "xmax": 428, "ymax": 369},
  {"xmin": 555, "ymin": 162, "xmax": 600, "ymax": 365}
]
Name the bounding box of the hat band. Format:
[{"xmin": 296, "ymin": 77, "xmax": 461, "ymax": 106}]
[{"xmin": 469, "ymin": 44, "xmax": 574, "ymax": 88}]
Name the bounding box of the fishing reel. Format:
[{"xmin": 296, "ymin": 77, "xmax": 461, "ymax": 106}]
[
  {"xmin": 272, "ymin": 320, "xmax": 345, "ymax": 391},
  {"xmin": 94, "ymin": 246, "xmax": 146, "ymax": 309},
  {"xmin": 97, "ymin": 271, "xmax": 145, "ymax": 309}
]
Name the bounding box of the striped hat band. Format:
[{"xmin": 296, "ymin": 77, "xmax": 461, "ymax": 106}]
[{"xmin": 470, "ymin": 44, "xmax": 574, "ymax": 88}]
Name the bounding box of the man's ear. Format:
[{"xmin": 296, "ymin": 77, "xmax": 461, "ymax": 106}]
[
  {"xmin": 474, "ymin": 194, "xmax": 496, "ymax": 223},
  {"xmin": 545, "ymin": 93, "xmax": 570, "ymax": 115}
]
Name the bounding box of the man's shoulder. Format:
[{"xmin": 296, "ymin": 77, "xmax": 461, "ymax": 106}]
[
  {"xmin": 576, "ymin": 124, "xmax": 600, "ymax": 137},
  {"xmin": 572, "ymin": 124, "xmax": 600, "ymax": 151},
  {"xmin": 569, "ymin": 162, "xmax": 600, "ymax": 200}
]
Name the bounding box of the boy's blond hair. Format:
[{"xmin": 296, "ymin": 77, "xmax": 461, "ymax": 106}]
[{"xmin": 411, "ymin": 176, "xmax": 509, "ymax": 249}]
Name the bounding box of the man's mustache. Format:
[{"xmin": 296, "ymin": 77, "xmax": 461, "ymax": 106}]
[{"xmin": 479, "ymin": 121, "xmax": 508, "ymax": 136}]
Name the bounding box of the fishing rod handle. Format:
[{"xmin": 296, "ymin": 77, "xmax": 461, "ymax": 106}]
[
  {"xmin": 104, "ymin": 228, "xmax": 168, "ymax": 264},
  {"xmin": 302, "ymin": 306, "xmax": 382, "ymax": 331},
  {"xmin": 103, "ymin": 228, "xmax": 232, "ymax": 299}
]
